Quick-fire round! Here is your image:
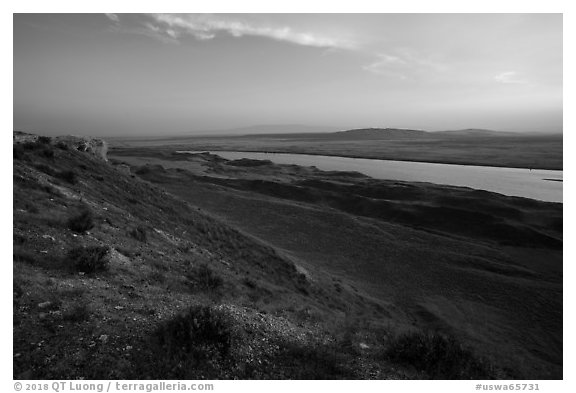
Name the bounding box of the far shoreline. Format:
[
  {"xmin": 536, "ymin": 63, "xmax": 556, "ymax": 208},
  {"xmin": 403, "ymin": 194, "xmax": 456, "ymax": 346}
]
[{"xmin": 174, "ymin": 148, "xmax": 564, "ymax": 172}]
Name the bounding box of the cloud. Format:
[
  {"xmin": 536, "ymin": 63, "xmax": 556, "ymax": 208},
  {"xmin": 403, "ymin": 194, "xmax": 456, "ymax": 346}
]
[
  {"xmin": 109, "ymin": 14, "xmax": 445, "ymax": 80},
  {"xmin": 105, "ymin": 13, "xmax": 120, "ymax": 23},
  {"xmin": 107, "ymin": 21, "xmax": 180, "ymax": 45},
  {"xmin": 144, "ymin": 14, "xmax": 355, "ymax": 50},
  {"xmin": 494, "ymin": 71, "xmax": 528, "ymax": 84},
  {"xmin": 363, "ymin": 54, "xmax": 408, "ymax": 79},
  {"xmin": 363, "ymin": 52, "xmax": 445, "ymax": 80}
]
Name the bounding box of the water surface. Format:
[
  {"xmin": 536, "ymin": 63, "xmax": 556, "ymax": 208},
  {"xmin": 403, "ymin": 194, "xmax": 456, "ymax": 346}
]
[{"xmin": 178, "ymin": 151, "xmax": 563, "ymax": 203}]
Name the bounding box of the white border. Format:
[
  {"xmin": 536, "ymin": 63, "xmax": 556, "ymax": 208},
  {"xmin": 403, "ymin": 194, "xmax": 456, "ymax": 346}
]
[{"xmin": 4, "ymin": 2, "xmax": 572, "ymax": 391}]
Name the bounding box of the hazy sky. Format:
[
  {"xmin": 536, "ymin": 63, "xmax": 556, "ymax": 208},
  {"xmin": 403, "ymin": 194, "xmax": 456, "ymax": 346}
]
[{"xmin": 13, "ymin": 13, "xmax": 562, "ymax": 136}]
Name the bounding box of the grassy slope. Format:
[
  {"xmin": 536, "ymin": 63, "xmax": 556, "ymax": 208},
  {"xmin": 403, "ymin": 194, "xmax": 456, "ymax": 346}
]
[
  {"xmin": 110, "ymin": 150, "xmax": 562, "ymax": 379},
  {"xmin": 13, "ymin": 140, "xmax": 394, "ymax": 379},
  {"xmin": 17, "ymin": 137, "xmax": 510, "ymax": 380}
]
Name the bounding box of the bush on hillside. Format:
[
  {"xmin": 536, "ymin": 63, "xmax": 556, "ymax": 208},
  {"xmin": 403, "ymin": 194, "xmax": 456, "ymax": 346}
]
[
  {"xmin": 55, "ymin": 141, "xmax": 69, "ymax": 150},
  {"xmin": 35, "ymin": 164, "xmax": 56, "ymax": 176},
  {"xmin": 13, "ymin": 144, "xmax": 25, "ymax": 160},
  {"xmin": 129, "ymin": 225, "xmax": 147, "ymax": 242},
  {"xmin": 67, "ymin": 208, "xmax": 95, "ymax": 233},
  {"xmin": 40, "ymin": 145, "xmax": 54, "ymax": 158},
  {"xmin": 67, "ymin": 245, "xmax": 109, "ymax": 274},
  {"xmin": 156, "ymin": 305, "xmax": 235, "ymax": 363},
  {"xmin": 56, "ymin": 170, "xmax": 77, "ymax": 184},
  {"xmin": 189, "ymin": 263, "xmax": 223, "ymax": 290},
  {"xmin": 384, "ymin": 331, "xmax": 496, "ymax": 379},
  {"xmin": 22, "ymin": 141, "xmax": 40, "ymax": 150},
  {"xmin": 62, "ymin": 304, "xmax": 92, "ymax": 322},
  {"xmin": 37, "ymin": 136, "xmax": 52, "ymax": 144},
  {"xmin": 135, "ymin": 166, "xmax": 151, "ymax": 175}
]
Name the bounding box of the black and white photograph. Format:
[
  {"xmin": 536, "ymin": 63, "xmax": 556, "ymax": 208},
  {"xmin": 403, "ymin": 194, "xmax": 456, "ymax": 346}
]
[{"xmin": 10, "ymin": 4, "xmax": 566, "ymax": 386}]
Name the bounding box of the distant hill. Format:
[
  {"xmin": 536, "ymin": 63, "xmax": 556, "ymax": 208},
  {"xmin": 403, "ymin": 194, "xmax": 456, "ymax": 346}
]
[
  {"xmin": 237, "ymin": 127, "xmax": 433, "ymax": 140},
  {"xmin": 434, "ymin": 129, "xmax": 519, "ymax": 137},
  {"xmin": 331, "ymin": 128, "xmax": 431, "ymax": 139},
  {"xmin": 203, "ymin": 124, "xmax": 341, "ymax": 136},
  {"xmin": 238, "ymin": 127, "xmax": 523, "ymax": 140}
]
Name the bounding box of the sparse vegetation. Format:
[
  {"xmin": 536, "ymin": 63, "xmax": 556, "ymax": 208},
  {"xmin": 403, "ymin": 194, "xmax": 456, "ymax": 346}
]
[
  {"xmin": 56, "ymin": 170, "xmax": 77, "ymax": 184},
  {"xmin": 188, "ymin": 263, "xmax": 224, "ymax": 290},
  {"xmin": 155, "ymin": 305, "xmax": 236, "ymax": 375},
  {"xmin": 62, "ymin": 304, "xmax": 91, "ymax": 322},
  {"xmin": 17, "ymin": 138, "xmax": 55, "ymax": 159},
  {"xmin": 13, "ymin": 249, "xmax": 41, "ymax": 265},
  {"xmin": 13, "ymin": 144, "xmax": 25, "ymax": 160},
  {"xmin": 272, "ymin": 341, "xmax": 354, "ymax": 379},
  {"xmin": 384, "ymin": 331, "xmax": 496, "ymax": 379},
  {"xmin": 67, "ymin": 208, "xmax": 94, "ymax": 233},
  {"xmin": 35, "ymin": 164, "xmax": 56, "ymax": 176},
  {"xmin": 135, "ymin": 166, "xmax": 151, "ymax": 175},
  {"xmin": 115, "ymin": 247, "xmax": 134, "ymax": 258},
  {"xmin": 55, "ymin": 141, "xmax": 69, "ymax": 150},
  {"xmin": 129, "ymin": 225, "xmax": 147, "ymax": 242},
  {"xmin": 67, "ymin": 245, "xmax": 109, "ymax": 274},
  {"xmin": 146, "ymin": 270, "xmax": 166, "ymax": 284},
  {"xmin": 13, "ymin": 233, "xmax": 26, "ymax": 245},
  {"xmin": 22, "ymin": 141, "xmax": 40, "ymax": 150},
  {"xmin": 40, "ymin": 146, "xmax": 55, "ymax": 158}
]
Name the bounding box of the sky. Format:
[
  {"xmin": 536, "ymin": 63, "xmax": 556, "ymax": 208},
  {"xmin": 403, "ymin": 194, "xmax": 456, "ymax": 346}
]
[{"xmin": 13, "ymin": 13, "xmax": 563, "ymax": 136}]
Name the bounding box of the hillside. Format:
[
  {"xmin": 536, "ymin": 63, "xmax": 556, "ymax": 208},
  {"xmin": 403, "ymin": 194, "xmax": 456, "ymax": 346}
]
[
  {"xmin": 14, "ymin": 133, "xmax": 508, "ymax": 380},
  {"xmin": 110, "ymin": 148, "xmax": 562, "ymax": 379},
  {"xmin": 13, "ymin": 133, "xmax": 562, "ymax": 379}
]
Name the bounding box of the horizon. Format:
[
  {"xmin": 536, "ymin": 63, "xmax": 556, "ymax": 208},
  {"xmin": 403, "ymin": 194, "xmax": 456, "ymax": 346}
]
[
  {"xmin": 15, "ymin": 124, "xmax": 563, "ymax": 140},
  {"xmin": 14, "ymin": 14, "xmax": 562, "ymax": 137}
]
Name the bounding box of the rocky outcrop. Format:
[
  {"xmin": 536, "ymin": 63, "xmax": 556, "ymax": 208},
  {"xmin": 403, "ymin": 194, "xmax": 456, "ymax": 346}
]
[
  {"xmin": 13, "ymin": 131, "xmax": 108, "ymax": 161},
  {"xmin": 54, "ymin": 135, "xmax": 108, "ymax": 161}
]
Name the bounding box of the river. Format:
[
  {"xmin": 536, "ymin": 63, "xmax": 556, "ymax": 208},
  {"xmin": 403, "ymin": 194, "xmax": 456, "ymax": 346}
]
[{"xmin": 177, "ymin": 151, "xmax": 563, "ymax": 203}]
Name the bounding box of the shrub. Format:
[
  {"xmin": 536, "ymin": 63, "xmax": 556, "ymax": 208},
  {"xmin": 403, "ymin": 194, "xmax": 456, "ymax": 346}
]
[
  {"xmin": 147, "ymin": 270, "xmax": 166, "ymax": 284},
  {"xmin": 115, "ymin": 247, "xmax": 134, "ymax": 258},
  {"xmin": 156, "ymin": 305, "xmax": 235, "ymax": 362},
  {"xmin": 13, "ymin": 279, "xmax": 24, "ymax": 298},
  {"xmin": 243, "ymin": 277, "xmax": 257, "ymax": 289},
  {"xmin": 271, "ymin": 341, "xmax": 354, "ymax": 379},
  {"xmin": 135, "ymin": 166, "xmax": 151, "ymax": 175},
  {"xmin": 189, "ymin": 264, "xmax": 223, "ymax": 290},
  {"xmin": 23, "ymin": 141, "xmax": 40, "ymax": 150},
  {"xmin": 63, "ymin": 304, "xmax": 91, "ymax": 322},
  {"xmin": 13, "ymin": 249, "xmax": 40, "ymax": 265},
  {"xmin": 384, "ymin": 331, "xmax": 496, "ymax": 379},
  {"xmin": 40, "ymin": 146, "xmax": 55, "ymax": 158},
  {"xmin": 56, "ymin": 170, "xmax": 77, "ymax": 184},
  {"xmin": 41, "ymin": 184, "xmax": 61, "ymax": 197},
  {"xmin": 13, "ymin": 247, "xmax": 66, "ymax": 270},
  {"xmin": 13, "ymin": 233, "xmax": 26, "ymax": 245},
  {"xmin": 67, "ymin": 208, "xmax": 94, "ymax": 233},
  {"xmin": 55, "ymin": 141, "xmax": 69, "ymax": 150},
  {"xmin": 35, "ymin": 164, "xmax": 56, "ymax": 176},
  {"xmin": 37, "ymin": 136, "xmax": 52, "ymax": 144},
  {"xmin": 13, "ymin": 144, "xmax": 25, "ymax": 160},
  {"xmin": 129, "ymin": 225, "xmax": 147, "ymax": 242},
  {"xmin": 67, "ymin": 246, "xmax": 109, "ymax": 273}
]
